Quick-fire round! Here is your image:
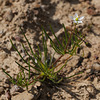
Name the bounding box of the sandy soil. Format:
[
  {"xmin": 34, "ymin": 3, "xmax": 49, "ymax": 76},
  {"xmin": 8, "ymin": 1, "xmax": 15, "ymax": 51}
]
[{"xmin": 0, "ymin": 0, "xmax": 100, "ymax": 100}]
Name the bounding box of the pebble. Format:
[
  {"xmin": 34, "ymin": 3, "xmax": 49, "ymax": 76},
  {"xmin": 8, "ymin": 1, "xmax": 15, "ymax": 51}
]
[
  {"xmin": 6, "ymin": 41, "xmax": 12, "ymax": 50},
  {"xmin": 92, "ymin": 62, "xmax": 100, "ymax": 72},
  {"xmin": 34, "ymin": 81, "xmax": 41, "ymax": 89},
  {"xmin": 33, "ymin": 16, "xmax": 37, "ymax": 22},
  {"xmin": 10, "ymin": 85, "xmax": 22, "ymax": 95},
  {"xmin": 5, "ymin": 9, "xmax": 14, "ymax": 22},
  {"xmin": 86, "ymin": 69, "xmax": 91, "ymax": 73}
]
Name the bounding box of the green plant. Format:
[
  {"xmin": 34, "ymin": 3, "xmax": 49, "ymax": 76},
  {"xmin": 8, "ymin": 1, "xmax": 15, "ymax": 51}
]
[{"xmin": 2, "ymin": 14, "xmax": 90, "ymax": 89}]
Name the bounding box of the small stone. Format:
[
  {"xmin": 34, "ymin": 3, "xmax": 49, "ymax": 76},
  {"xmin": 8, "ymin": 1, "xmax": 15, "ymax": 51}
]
[
  {"xmin": 34, "ymin": 81, "xmax": 41, "ymax": 89},
  {"xmin": 5, "ymin": 9, "xmax": 14, "ymax": 22},
  {"xmin": 86, "ymin": 69, "xmax": 91, "ymax": 73},
  {"xmin": 6, "ymin": 41, "xmax": 12, "ymax": 50},
  {"xmin": 92, "ymin": 62, "xmax": 100, "ymax": 72},
  {"xmin": 10, "ymin": 85, "xmax": 23, "ymax": 95},
  {"xmin": 0, "ymin": 87, "xmax": 4, "ymax": 94},
  {"xmin": 33, "ymin": 16, "xmax": 37, "ymax": 21}
]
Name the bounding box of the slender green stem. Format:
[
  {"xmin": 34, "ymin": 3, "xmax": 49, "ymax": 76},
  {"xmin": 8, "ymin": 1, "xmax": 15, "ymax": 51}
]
[
  {"xmin": 64, "ymin": 33, "xmax": 73, "ymax": 53},
  {"xmin": 15, "ymin": 61, "xmax": 37, "ymax": 75},
  {"xmin": 54, "ymin": 55, "xmax": 72, "ymax": 69},
  {"xmin": 50, "ymin": 54, "xmax": 64, "ymax": 68}
]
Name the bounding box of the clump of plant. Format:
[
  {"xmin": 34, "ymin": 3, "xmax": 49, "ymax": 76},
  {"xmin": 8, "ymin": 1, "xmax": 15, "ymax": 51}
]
[{"xmin": 2, "ymin": 13, "xmax": 90, "ymax": 89}]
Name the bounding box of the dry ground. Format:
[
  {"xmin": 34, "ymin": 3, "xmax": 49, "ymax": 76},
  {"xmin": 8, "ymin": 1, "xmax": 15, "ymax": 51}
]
[{"xmin": 0, "ymin": 0, "xmax": 100, "ymax": 100}]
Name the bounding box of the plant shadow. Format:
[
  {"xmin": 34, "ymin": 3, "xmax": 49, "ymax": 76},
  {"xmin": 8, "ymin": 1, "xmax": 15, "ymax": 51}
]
[
  {"xmin": 29, "ymin": 70, "xmax": 100, "ymax": 100},
  {"xmin": 28, "ymin": 73, "xmax": 83, "ymax": 100}
]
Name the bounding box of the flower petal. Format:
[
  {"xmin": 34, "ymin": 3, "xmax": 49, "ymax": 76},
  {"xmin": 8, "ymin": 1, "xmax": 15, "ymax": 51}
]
[
  {"xmin": 79, "ymin": 16, "xmax": 84, "ymax": 20},
  {"xmin": 73, "ymin": 18, "xmax": 76, "ymax": 20},
  {"xmin": 78, "ymin": 21, "xmax": 82, "ymax": 23},
  {"xmin": 73, "ymin": 21, "xmax": 78, "ymax": 23},
  {"xmin": 74, "ymin": 13, "xmax": 78, "ymax": 18}
]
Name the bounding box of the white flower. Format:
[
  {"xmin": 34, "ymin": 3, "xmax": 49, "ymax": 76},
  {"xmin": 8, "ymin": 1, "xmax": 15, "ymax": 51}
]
[{"xmin": 70, "ymin": 13, "xmax": 84, "ymax": 24}]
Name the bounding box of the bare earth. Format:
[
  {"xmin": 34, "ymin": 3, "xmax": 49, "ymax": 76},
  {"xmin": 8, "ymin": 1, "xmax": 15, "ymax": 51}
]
[{"xmin": 0, "ymin": 0, "xmax": 100, "ymax": 100}]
